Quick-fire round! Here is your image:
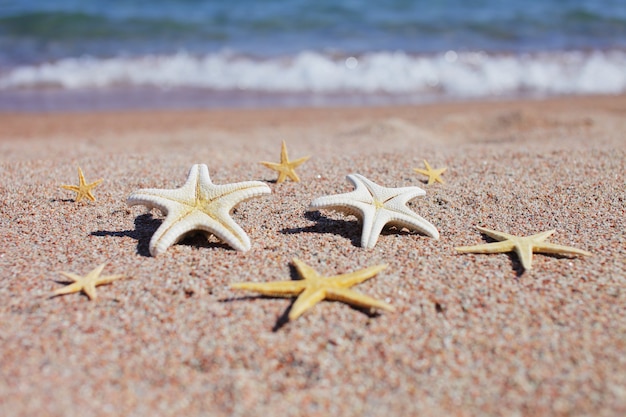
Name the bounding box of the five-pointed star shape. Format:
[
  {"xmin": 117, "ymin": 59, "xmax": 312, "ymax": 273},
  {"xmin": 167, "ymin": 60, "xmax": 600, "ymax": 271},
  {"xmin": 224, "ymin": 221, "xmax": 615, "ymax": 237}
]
[
  {"xmin": 455, "ymin": 226, "xmax": 592, "ymax": 271},
  {"xmin": 414, "ymin": 160, "xmax": 447, "ymax": 185},
  {"xmin": 127, "ymin": 164, "xmax": 271, "ymax": 257},
  {"xmin": 60, "ymin": 166, "xmax": 103, "ymax": 202},
  {"xmin": 53, "ymin": 263, "xmax": 125, "ymax": 300},
  {"xmin": 260, "ymin": 140, "xmax": 310, "ymax": 183},
  {"xmin": 231, "ymin": 258, "xmax": 395, "ymax": 321},
  {"xmin": 309, "ymin": 173, "xmax": 439, "ymax": 248}
]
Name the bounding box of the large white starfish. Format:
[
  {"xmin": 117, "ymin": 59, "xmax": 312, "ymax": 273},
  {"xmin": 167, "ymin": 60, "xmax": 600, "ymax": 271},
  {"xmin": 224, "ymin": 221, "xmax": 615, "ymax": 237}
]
[
  {"xmin": 309, "ymin": 174, "xmax": 439, "ymax": 248},
  {"xmin": 127, "ymin": 164, "xmax": 271, "ymax": 256}
]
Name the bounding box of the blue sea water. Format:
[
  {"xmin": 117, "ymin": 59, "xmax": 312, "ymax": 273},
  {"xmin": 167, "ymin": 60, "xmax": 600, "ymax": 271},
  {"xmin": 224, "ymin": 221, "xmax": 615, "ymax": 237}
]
[{"xmin": 1, "ymin": 0, "xmax": 625, "ymax": 110}]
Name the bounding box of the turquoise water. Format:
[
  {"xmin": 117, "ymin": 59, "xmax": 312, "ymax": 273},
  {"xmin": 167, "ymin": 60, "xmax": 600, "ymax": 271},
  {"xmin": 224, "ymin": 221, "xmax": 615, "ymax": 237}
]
[{"xmin": 1, "ymin": 0, "xmax": 625, "ymax": 109}]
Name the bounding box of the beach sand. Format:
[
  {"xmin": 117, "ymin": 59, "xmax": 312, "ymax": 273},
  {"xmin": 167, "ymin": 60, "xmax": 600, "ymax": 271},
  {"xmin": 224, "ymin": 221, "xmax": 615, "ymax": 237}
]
[{"xmin": 1, "ymin": 95, "xmax": 625, "ymax": 416}]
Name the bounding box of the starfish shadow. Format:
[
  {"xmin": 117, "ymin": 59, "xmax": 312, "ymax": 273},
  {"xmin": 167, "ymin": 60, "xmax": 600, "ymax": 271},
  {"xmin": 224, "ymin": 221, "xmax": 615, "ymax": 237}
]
[
  {"xmin": 91, "ymin": 213, "xmax": 157, "ymax": 257},
  {"xmin": 283, "ymin": 211, "xmax": 422, "ymax": 248},
  {"xmin": 281, "ymin": 211, "xmax": 362, "ymax": 247},
  {"xmin": 51, "ymin": 198, "xmax": 80, "ymax": 203},
  {"xmin": 91, "ymin": 213, "xmax": 232, "ymax": 257},
  {"xmin": 261, "ymin": 178, "xmax": 279, "ymax": 184}
]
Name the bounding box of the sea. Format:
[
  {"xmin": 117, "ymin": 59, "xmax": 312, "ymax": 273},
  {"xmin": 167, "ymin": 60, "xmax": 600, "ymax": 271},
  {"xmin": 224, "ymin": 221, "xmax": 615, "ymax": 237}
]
[{"xmin": 1, "ymin": 0, "xmax": 625, "ymax": 111}]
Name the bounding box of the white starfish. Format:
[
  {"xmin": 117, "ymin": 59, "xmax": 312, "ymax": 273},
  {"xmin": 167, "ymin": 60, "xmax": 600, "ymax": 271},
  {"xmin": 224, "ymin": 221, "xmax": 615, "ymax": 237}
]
[
  {"xmin": 127, "ymin": 164, "xmax": 271, "ymax": 256},
  {"xmin": 309, "ymin": 174, "xmax": 439, "ymax": 248}
]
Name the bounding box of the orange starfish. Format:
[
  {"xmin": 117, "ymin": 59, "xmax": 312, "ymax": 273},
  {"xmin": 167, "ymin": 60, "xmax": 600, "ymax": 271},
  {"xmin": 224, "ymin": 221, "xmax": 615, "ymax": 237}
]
[{"xmin": 60, "ymin": 166, "xmax": 103, "ymax": 202}]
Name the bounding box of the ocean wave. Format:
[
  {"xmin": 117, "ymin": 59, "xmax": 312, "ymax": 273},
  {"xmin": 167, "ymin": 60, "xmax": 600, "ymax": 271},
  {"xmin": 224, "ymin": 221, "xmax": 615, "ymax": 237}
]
[{"xmin": 1, "ymin": 49, "xmax": 625, "ymax": 98}]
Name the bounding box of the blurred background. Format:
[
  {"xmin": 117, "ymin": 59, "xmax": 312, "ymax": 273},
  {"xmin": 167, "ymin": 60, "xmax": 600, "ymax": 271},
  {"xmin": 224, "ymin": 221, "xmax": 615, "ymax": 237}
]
[{"xmin": 0, "ymin": 0, "xmax": 625, "ymax": 110}]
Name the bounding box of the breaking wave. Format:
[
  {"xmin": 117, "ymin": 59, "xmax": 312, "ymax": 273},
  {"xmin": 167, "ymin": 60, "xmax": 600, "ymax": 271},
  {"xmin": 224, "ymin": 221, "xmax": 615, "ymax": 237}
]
[{"xmin": 1, "ymin": 49, "xmax": 625, "ymax": 99}]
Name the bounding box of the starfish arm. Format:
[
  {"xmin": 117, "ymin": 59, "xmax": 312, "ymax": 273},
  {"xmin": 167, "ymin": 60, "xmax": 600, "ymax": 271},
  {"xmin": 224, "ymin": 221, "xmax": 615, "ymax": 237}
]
[
  {"xmin": 77, "ymin": 167, "xmax": 87, "ymax": 184},
  {"xmin": 455, "ymin": 241, "xmax": 515, "ymax": 254},
  {"xmin": 200, "ymin": 209, "xmax": 253, "ymax": 252},
  {"xmin": 284, "ymin": 170, "xmax": 299, "ymax": 183},
  {"xmin": 280, "ymin": 140, "xmax": 289, "ymax": 162},
  {"xmin": 383, "ymin": 207, "xmax": 440, "ymax": 240},
  {"xmin": 475, "ymin": 226, "xmax": 518, "ymax": 242},
  {"xmin": 533, "ymin": 242, "xmax": 592, "ymax": 257},
  {"xmin": 514, "ymin": 243, "xmax": 535, "ymax": 271},
  {"xmin": 146, "ymin": 206, "xmax": 196, "ymax": 256},
  {"xmin": 88, "ymin": 179, "xmax": 104, "ymax": 188},
  {"xmin": 126, "ymin": 173, "xmax": 201, "ymax": 212},
  {"xmin": 58, "ymin": 272, "xmax": 82, "ymax": 282},
  {"xmin": 53, "ymin": 282, "xmax": 84, "ymax": 296},
  {"xmin": 60, "ymin": 185, "xmax": 80, "ymax": 192},
  {"xmin": 309, "ymin": 192, "xmax": 373, "ymax": 220},
  {"xmin": 292, "ymin": 258, "xmax": 320, "ymax": 279},
  {"xmin": 83, "ymin": 282, "xmax": 98, "ymax": 300},
  {"xmin": 127, "ymin": 164, "xmax": 203, "ymax": 211},
  {"xmin": 127, "ymin": 188, "xmax": 189, "ymax": 215},
  {"xmin": 259, "ymin": 161, "xmax": 282, "ymax": 171},
  {"xmin": 333, "ymin": 264, "xmax": 388, "ymax": 287},
  {"xmin": 362, "ymin": 208, "xmax": 387, "ymax": 248},
  {"xmin": 310, "ymin": 174, "xmax": 375, "ymax": 209},
  {"xmin": 351, "ymin": 174, "xmax": 400, "ymax": 202},
  {"xmin": 387, "ymin": 187, "xmax": 427, "ymax": 207},
  {"xmin": 89, "ymin": 263, "xmax": 107, "ymax": 276},
  {"xmin": 85, "ymin": 180, "xmax": 104, "ymax": 201},
  {"xmin": 208, "ymin": 181, "xmax": 271, "ymax": 202},
  {"xmin": 433, "ymin": 169, "xmax": 446, "ymax": 184},
  {"xmin": 528, "ymin": 230, "xmax": 556, "ymax": 242},
  {"xmin": 230, "ymin": 280, "xmax": 306, "ymax": 296},
  {"xmin": 289, "ymin": 155, "xmax": 311, "ymax": 168},
  {"xmin": 276, "ymin": 170, "xmax": 289, "ymax": 183},
  {"xmin": 289, "ymin": 287, "xmax": 327, "ymax": 320},
  {"xmin": 325, "ymin": 287, "xmax": 395, "ymax": 312},
  {"xmin": 95, "ymin": 274, "xmax": 125, "ymax": 285}
]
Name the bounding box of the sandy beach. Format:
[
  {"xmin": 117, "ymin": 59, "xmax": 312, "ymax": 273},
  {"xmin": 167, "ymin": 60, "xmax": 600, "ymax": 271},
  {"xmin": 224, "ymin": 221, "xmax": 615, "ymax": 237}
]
[{"xmin": 0, "ymin": 95, "xmax": 625, "ymax": 416}]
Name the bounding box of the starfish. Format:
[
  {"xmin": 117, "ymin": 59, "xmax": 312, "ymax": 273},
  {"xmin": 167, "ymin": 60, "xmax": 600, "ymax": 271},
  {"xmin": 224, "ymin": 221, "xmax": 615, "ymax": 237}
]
[
  {"xmin": 260, "ymin": 140, "xmax": 310, "ymax": 183},
  {"xmin": 455, "ymin": 226, "xmax": 592, "ymax": 271},
  {"xmin": 60, "ymin": 166, "xmax": 103, "ymax": 202},
  {"xmin": 414, "ymin": 160, "xmax": 446, "ymax": 185},
  {"xmin": 53, "ymin": 263, "xmax": 125, "ymax": 300},
  {"xmin": 309, "ymin": 173, "xmax": 439, "ymax": 248},
  {"xmin": 231, "ymin": 258, "xmax": 394, "ymax": 321},
  {"xmin": 127, "ymin": 164, "xmax": 271, "ymax": 256}
]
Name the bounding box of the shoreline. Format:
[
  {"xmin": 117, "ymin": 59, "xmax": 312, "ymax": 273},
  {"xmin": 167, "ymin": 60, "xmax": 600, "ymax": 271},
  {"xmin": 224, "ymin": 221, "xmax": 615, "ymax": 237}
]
[
  {"xmin": 1, "ymin": 94, "xmax": 624, "ymax": 416},
  {"xmin": 1, "ymin": 93, "xmax": 623, "ymax": 140}
]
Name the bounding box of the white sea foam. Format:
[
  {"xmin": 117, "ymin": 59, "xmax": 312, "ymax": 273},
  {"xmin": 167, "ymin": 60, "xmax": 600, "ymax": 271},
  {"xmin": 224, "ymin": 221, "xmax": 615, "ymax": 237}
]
[{"xmin": 1, "ymin": 49, "xmax": 625, "ymax": 98}]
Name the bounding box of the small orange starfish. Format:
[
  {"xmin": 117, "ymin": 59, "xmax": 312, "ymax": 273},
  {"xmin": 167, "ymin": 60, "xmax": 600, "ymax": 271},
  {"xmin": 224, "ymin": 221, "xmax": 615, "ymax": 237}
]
[
  {"xmin": 53, "ymin": 263, "xmax": 126, "ymax": 300},
  {"xmin": 414, "ymin": 160, "xmax": 447, "ymax": 185},
  {"xmin": 260, "ymin": 140, "xmax": 310, "ymax": 183},
  {"xmin": 60, "ymin": 166, "xmax": 103, "ymax": 202}
]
